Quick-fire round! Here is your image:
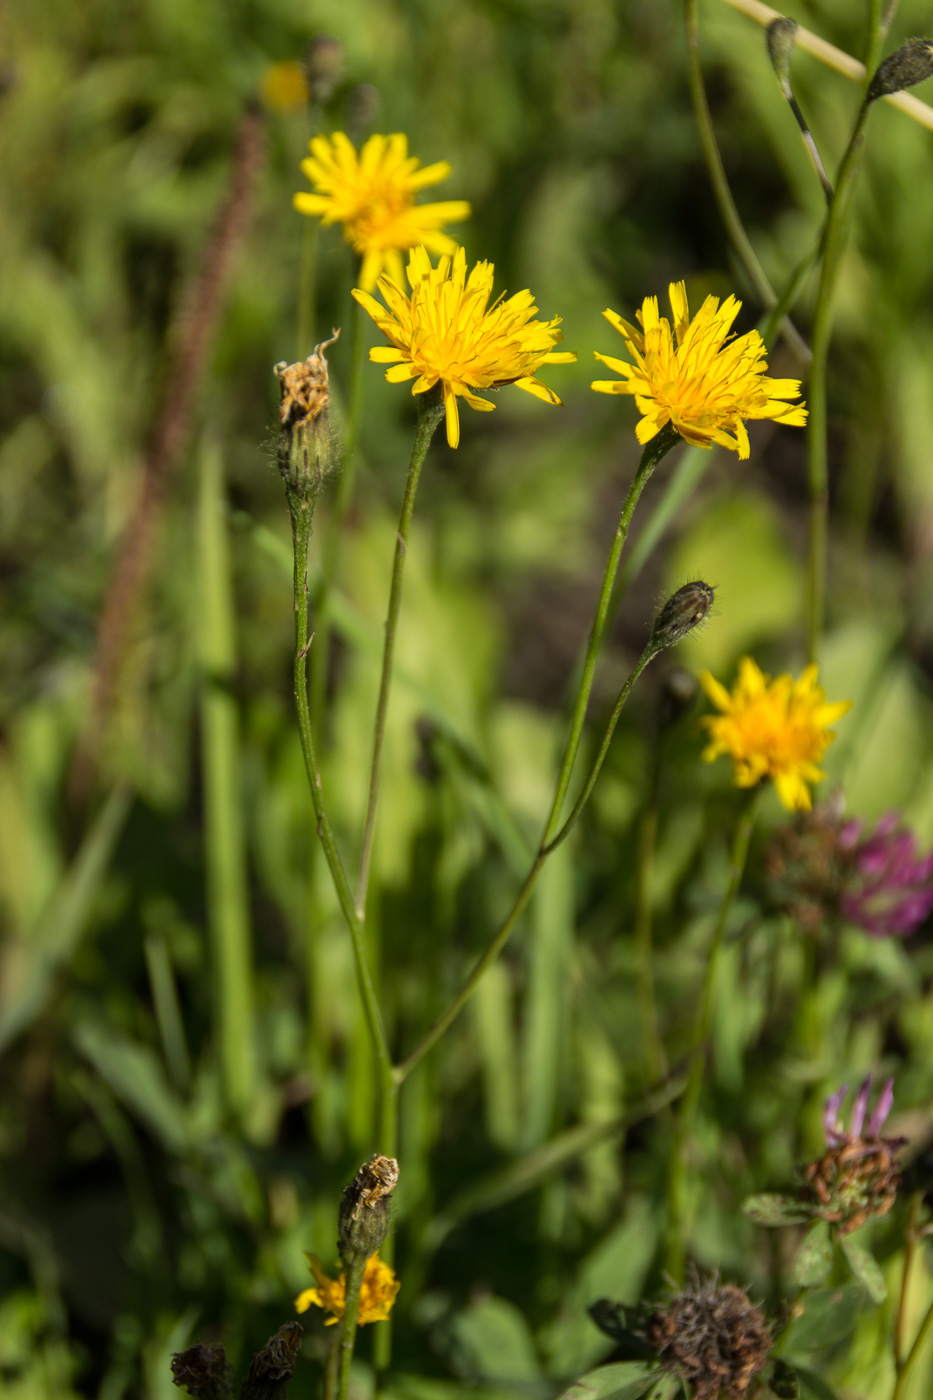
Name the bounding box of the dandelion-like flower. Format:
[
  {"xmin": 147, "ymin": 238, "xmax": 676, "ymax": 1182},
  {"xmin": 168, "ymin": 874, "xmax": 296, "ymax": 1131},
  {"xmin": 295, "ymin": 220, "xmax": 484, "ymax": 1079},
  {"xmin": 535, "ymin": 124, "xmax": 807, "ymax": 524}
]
[
  {"xmin": 802, "ymin": 1076, "xmax": 904, "ymax": 1234},
  {"xmin": 353, "ymin": 246, "xmax": 576, "ymax": 449},
  {"xmin": 294, "ymin": 1252, "xmax": 399, "ymax": 1325},
  {"xmin": 591, "ymin": 282, "xmax": 807, "ymax": 458},
  {"xmin": 700, "ymin": 657, "xmax": 852, "ymax": 812},
  {"xmin": 294, "ymin": 132, "xmax": 471, "ymax": 291}
]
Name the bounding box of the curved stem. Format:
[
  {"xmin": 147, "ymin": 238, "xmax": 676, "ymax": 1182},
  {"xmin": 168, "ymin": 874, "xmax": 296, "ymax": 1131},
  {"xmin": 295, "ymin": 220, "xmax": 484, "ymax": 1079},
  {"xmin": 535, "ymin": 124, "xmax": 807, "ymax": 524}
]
[
  {"xmin": 664, "ymin": 792, "xmax": 758, "ymax": 1281},
  {"xmin": 542, "ymin": 641, "xmax": 660, "ymax": 855},
  {"xmin": 289, "ymin": 492, "xmax": 395, "ymax": 1097},
  {"xmin": 805, "ymin": 99, "xmax": 873, "ymax": 662},
  {"xmin": 635, "ymin": 742, "xmax": 668, "ymax": 1088},
  {"xmin": 542, "ymin": 426, "xmax": 680, "ymax": 846},
  {"xmin": 335, "ymin": 1254, "xmax": 366, "ymax": 1400},
  {"xmin": 685, "ymin": 0, "xmax": 810, "ymax": 366},
  {"xmin": 895, "ymin": 1193, "xmax": 923, "ymax": 1372},
  {"xmin": 310, "ymin": 298, "xmax": 368, "ymax": 733},
  {"xmin": 394, "ymin": 431, "xmax": 679, "ymax": 1083},
  {"xmin": 893, "ymin": 1292, "xmax": 933, "ymax": 1400},
  {"xmin": 356, "ymin": 396, "xmax": 445, "ymax": 918}
]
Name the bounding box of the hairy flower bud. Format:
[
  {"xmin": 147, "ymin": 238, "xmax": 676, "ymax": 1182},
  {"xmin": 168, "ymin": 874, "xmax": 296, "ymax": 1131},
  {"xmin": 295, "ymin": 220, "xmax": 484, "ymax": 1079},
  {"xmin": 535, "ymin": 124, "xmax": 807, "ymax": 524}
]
[
  {"xmin": 868, "ymin": 37, "xmax": 933, "ymax": 102},
  {"xmin": 274, "ymin": 331, "xmax": 340, "ymax": 503},
  {"xmin": 650, "ymin": 581, "xmax": 715, "ymax": 652},
  {"xmin": 766, "ymin": 17, "xmax": 798, "ymax": 90},
  {"xmin": 337, "ymin": 1155, "xmax": 399, "ymax": 1268}
]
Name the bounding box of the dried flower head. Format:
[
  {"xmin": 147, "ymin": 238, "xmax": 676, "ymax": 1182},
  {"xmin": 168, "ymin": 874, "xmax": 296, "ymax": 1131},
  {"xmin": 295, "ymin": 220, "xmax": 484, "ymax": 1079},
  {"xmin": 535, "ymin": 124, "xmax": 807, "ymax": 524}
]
[
  {"xmin": 700, "ymin": 657, "xmax": 852, "ymax": 812},
  {"xmin": 171, "ymin": 1343, "xmax": 235, "ymax": 1400},
  {"xmin": 240, "ymin": 1323, "xmax": 303, "ymax": 1400},
  {"xmin": 591, "ymin": 282, "xmax": 807, "ymax": 458},
  {"xmin": 338, "ymin": 1154, "xmax": 398, "ymax": 1264},
  {"xmin": 294, "ymin": 1252, "xmax": 399, "ymax": 1326},
  {"xmin": 801, "ymin": 1076, "xmax": 904, "ymax": 1235},
  {"xmin": 275, "ymin": 331, "xmax": 340, "ymax": 429},
  {"xmin": 648, "ymin": 1273, "xmax": 772, "ymax": 1400},
  {"xmin": 294, "ymin": 132, "xmax": 470, "ymax": 290},
  {"xmin": 353, "ymin": 245, "xmax": 576, "ymax": 448}
]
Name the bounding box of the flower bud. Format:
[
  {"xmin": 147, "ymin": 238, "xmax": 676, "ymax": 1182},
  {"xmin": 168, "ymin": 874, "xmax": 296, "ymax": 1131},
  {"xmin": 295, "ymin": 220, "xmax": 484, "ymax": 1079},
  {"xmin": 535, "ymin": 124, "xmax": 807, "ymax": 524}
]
[
  {"xmin": 274, "ymin": 331, "xmax": 340, "ymax": 502},
  {"xmin": 867, "ymin": 37, "xmax": 933, "ymax": 102},
  {"xmin": 304, "ymin": 36, "xmax": 342, "ymax": 106},
  {"xmin": 337, "ymin": 1154, "xmax": 399, "ymax": 1268},
  {"xmin": 240, "ymin": 1323, "xmax": 303, "ymax": 1400},
  {"xmin": 650, "ymin": 581, "xmax": 715, "ymax": 652},
  {"xmin": 766, "ymin": 17, "xmax": 798, "ymax": 91},
  {"xmin": 171, "ymin": 1344, "xmax": 235, "ymax": 1400}
]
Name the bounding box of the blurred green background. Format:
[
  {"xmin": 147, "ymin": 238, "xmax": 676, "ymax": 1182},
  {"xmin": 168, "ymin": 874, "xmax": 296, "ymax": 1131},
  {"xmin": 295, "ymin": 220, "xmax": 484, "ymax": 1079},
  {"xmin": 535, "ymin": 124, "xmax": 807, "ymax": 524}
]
[{"xmin": 3, "ymin": 0, "xmax": 933, "ymax": 1396}]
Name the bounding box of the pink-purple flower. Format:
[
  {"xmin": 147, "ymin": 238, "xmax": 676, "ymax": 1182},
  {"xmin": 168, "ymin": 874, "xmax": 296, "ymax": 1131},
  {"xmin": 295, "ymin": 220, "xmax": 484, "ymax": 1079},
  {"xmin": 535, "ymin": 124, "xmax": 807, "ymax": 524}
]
[
  {"xmin": 823, "ymin": 1075, "xmax": 895, "ymax": 1147},
  {"xmin": 839, "ymin": 813, "xmax": 933, "ymax": 937}
]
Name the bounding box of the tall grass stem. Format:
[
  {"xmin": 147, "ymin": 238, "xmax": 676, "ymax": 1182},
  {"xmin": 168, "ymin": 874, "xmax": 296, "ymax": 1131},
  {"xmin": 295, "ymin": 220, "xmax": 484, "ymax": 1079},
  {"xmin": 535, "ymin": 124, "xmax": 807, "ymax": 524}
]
[{"xmin": 199, "ymin": 440, "xmax": 255, "ymax": 1122}]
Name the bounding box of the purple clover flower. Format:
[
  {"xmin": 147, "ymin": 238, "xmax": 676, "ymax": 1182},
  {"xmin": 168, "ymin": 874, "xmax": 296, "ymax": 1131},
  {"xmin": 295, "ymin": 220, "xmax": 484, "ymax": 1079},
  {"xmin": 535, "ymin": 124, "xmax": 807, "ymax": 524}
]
[
  {"xmin": 823, "ymin": 1075, "xmax": 895, "ymax": 1148},
  {"xmin": 839, "ymin": 812, "xmax": 933, "ymax": 938}
]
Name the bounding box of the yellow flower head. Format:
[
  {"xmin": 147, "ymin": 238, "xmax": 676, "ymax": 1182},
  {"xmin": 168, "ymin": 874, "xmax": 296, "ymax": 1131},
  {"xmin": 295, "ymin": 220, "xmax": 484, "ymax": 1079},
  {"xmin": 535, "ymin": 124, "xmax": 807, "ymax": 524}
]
[
  {"xmin": 591, "ymin": 282, "xmax": 807, "ymax": 459},
  {"xmin": 294, "ymin": 132, "xmax": 471, "ymax": 291},
  {"xmin": 700, "ymin": 657, "xmax": 852, "ymax": 811},
  {"xmin": 353, "ymin": 245, "xmax": 577, "ymax": 449},
  {"xmin": 295, "ymin": 1252, "xmax": 399, "ymax": 1326},
  {"xmin": 261, "ymin": 61, "xmax": 309, "ymax": 112}
]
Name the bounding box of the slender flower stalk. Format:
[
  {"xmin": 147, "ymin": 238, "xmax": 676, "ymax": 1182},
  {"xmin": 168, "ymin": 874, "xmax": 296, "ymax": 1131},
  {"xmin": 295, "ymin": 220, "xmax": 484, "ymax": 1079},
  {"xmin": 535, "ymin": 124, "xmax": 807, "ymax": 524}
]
[
  {"xmin": 665, "ymin": 793, "xmax": 759, "ymax": 1281},
  {"xmin": 393, "ymin": 427, "xmax": 683, "ymax": 1084},
  {"xmin": 685, "ymin": 0, "xmax": 810, "ymax": 365},
  {"xmin": 355, "ymin": 392, "xmax": 446, "ymax": 918}
]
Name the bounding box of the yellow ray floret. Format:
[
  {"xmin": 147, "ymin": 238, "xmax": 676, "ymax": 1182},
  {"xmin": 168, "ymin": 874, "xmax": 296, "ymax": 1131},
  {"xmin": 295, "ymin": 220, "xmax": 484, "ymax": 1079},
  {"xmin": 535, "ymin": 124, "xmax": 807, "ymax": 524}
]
[
  {"xmin": 295, "ymin": 1252, "xmax": 399, "ymax": 1326},
  {"xmin": 700, "ymin": 657, "xmax": 852, "ymax": 811},
  {"xmin": 591, "ymin": 281, "xmax": 807, "ymax": 458},
  {"xmin": 353, "ymin": 245, "xmax": 577, "ymax": 448},
  {"xmin": 293, "ymin": 132, "xmax": 471, "ymax": 290}
]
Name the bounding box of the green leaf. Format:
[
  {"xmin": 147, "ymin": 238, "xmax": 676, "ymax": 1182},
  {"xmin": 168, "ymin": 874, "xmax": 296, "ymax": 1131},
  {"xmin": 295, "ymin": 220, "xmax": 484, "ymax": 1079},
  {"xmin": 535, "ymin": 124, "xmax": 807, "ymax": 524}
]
[
  {"xmin": 778, "ymin": 1286, "xmax": 863, "ymax": 1354},
  {"xmin": 769, "ymin": 1358, "xmax": 800, "ymax": 1398},
  {"xmin": 792, "ymin": 1364, "xmax": 842, "ymax": 1400},
  {"xmin": 556, "ymin": 1363, "xmax": 657, "ymax": 1400},
  {"xmin": 794, "ymin": 1221, "xmax": 833, "ymax": 1287},
  {"xmin": 72, "ymin": 1019, "xmax": 189, "ymax": 1155},
  {"xmin": 839, "ymin": 1234, "xmax": 887, "ymax": 1303},
  {"xmin": 743, "ymin": 1193, "xmax": 812, "ymax": 1227}
]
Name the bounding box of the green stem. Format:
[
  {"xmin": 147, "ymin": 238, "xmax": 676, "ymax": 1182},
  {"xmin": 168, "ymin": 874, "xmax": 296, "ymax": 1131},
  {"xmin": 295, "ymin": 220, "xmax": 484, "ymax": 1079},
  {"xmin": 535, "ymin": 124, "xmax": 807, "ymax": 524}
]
[
  {"xmin": 893, "ymin": 1292, "xmax": 933, "ymax": 1400},
  {"xmin": 355, "ymin": 394, "xmax": 445, "ymax": 918},
  {"xmin": 335, "ymin": 1255, "xmax": 366, "ymax": 1400},
  {"xmin": 394, "ymin": 428, "xmax": 679, "ymax": 1084},
  {"xmin": 542, "ymin": 642, "xmax": 660, "ymax": 856},
  {"xmin": 199, "ymin": 439, "xmax": 255, "ymax": 1122},
  {"xmin": 664, "ymin": 792, "xmax": 758, "ymax": 1281},
  {"xmin": 543, "ymin": 426, "xmax": 679, "ymax": 845},
  {"xmin": 685, "ymin": 0, "xmax": 810, "ymax": 366},
  {"xmin": 805, "ymin": 98, "xmax": 873, "ymax": 663},
  {"xmin": 289, "ymin": 489, "xmax": 395, "ymax": 1101},
  {"xmin": 310, "ymin": 297, "xmax": 369, "ymax": 734},
  {"xmin": 895, "ymin": 1193, "xmax": 923, "ymax": 1373}
]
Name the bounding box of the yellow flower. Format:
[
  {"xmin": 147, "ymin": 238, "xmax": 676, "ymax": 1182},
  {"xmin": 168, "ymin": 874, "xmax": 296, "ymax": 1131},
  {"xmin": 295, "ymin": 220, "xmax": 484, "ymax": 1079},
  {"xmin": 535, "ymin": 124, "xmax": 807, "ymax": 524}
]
[
  {"xmin": 353, "ymin": 245, "xmax": 577, "ymax": 449},
  {"xmin": 294, "ymin": 132, "xmax": 471, "ymax": 291},
  {"xmin": 260, "ymin": 61, "xmax": 309, "ymax": 112},
  {"xmin": 591, "ymin": 282, "xmax": 807, "ymax": 459},
  {"xmin": 700, "ymin": 657, "xmax": 852, "ymax": 811},
  {"xmin": 294, "ymin": 1253, "xmax": 399, "ymax": 1326}
]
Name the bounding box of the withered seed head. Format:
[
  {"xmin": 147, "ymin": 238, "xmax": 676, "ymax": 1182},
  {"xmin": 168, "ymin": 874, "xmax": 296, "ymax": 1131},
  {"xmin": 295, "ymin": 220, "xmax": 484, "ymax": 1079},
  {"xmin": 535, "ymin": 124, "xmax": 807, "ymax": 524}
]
[
  {"xmin": 800, "ymin": 1140, "xmax": 901, "ymax": 1235},
  {"xmin": 275, "ymin": 330, "xmax": 340, "ymax": 429},
  {"xmin": 648, "ymin": 1274, "xmax": 772, "ymax": 1400},
  {"xmin": 170, "ymin": 1343, "xmax": 235, "ymax": 1399},
  {"xmin": 338, "ymin": 1154, "xmax": 399, "ymax": 1267}
]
